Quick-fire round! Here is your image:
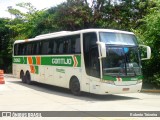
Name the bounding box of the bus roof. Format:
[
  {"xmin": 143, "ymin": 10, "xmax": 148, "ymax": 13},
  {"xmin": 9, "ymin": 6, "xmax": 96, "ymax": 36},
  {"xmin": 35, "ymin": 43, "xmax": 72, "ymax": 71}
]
[{"xmin": 14, "ymin": 29, "xmax": 134, "ymax": 44}]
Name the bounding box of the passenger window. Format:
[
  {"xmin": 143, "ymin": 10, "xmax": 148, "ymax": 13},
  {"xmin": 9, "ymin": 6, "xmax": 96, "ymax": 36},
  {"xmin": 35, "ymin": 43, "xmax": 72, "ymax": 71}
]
[
  {"xmin": 53, "ymin": 38, "xmax": 64, "ymax": 54},
  {"xmin": 14, "ymin": 44, "xmax": 18, "ymax": 55},
  {"xmin": 59, "ymin": 40, "xmax": 64, "ymax": 54},
  {"xmin": 70, "ymin": 35, "xmax": 80, "ymax": 54},
  {"xmin": 14, "ymin": 34, "xmax": 81, "ymax": 55},
  {"xmin": 63, "ymin": 39, "xmax": 70, "ymax": 54},
  {"xmin": 41, "ymin": 41, "xmax": 49, "ymax": 54},
  {"xmin": 75, "ymin": 38, "xmax": 80, "ymax": 53},
  {"xmin": 48, "ymin": 40, "xmax": 54, "ymax": 54}
]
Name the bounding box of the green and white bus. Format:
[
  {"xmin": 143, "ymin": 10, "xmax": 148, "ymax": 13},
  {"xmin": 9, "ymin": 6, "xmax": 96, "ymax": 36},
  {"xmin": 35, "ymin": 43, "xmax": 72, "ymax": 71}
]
[{"xmin": 13, "ymin": 29, "xmax": 151, "ymax": 95}]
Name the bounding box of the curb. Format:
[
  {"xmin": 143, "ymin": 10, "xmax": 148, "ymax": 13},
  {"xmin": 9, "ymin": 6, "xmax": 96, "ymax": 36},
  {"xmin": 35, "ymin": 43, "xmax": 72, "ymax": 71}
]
[{"xmin": 141, "ymin": 89, "xmax": 160, "ymax": 93}]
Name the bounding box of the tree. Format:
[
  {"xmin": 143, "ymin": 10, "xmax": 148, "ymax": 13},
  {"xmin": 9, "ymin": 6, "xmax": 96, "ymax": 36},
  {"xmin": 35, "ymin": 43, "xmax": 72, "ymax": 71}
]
[
  {"xmin": 134, "ymin": 0, "xmax": 160, "ymax": 86},
  {"xmin": 0, "ymin": 3, "xmax": 46, "ymax": 72},
  {"xmin": 97, "ymin": 0, "xmax": 157, "ymax": 30},
  {"xmin": 0, "ymin": 18, "xmax": 12, "ymax": 72},
  {"xmin": 51, "ymin": 0, "xmax": 92, "ymax": 31},
  {"xmin": 7, "ymin": 2, "xmax": 46, "ymax": 39}
]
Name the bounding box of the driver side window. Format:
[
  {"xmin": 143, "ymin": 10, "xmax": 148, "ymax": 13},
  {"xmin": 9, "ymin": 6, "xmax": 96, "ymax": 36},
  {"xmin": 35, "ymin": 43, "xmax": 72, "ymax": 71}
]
[{"xmin": 83, "ymin": 32, "xmax": 100, "ymax": 78}]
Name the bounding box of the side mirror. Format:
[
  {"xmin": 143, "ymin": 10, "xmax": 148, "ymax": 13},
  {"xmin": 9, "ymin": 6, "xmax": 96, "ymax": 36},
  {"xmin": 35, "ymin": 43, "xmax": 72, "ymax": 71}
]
[
  {"xmin": 96, "ymin": 42, "xmax": 106, "ymax": 58},
  {"xmin": 139, "ymin": 45, "xmax": 151, "ymax": 60}
]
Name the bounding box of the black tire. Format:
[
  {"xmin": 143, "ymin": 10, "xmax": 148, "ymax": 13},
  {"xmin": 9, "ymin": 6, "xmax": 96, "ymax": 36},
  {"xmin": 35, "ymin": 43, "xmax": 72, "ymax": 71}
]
[
  {"xmin": 70, "ymin": 77, "xmax": 81, "ymax": 96},
  {"xmin": 25, "ymin": 72, "xmax": 32, "ymax": 85},
  {"xmin": 20, "ymin": 71, "xmax": 26, "ymax": 83}
]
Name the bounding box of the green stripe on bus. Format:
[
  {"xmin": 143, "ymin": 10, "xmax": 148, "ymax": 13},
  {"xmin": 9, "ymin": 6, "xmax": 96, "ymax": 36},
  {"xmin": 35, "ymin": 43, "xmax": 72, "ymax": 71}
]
[
  {"xmin": 76, "ymin": 55, "xmax": 81, "ymax": 67},
  {"xmin": 32, "ymin": 57, "xmax": 36, "ymax": 65},
  {"xmin": 41, "ymin": 56, "xmax": 73, "ymax": 67},
  {"xmin": 103, "ymin": 75, "xmax": 143, "ymax": 81},
  {"xmin": 35, "ymin": 66, "xmax": 39, "ymax": 74},
  {"xmin": 103, "ymin": 75, "xmax": 116, "ymax": 81},
  {"xmin": 13, "ymin": 57, "xmax": 27, "ymax": 64},
  {"xmin": 13, "ymin": 55, "xmax": 81, "ymax": 67}
]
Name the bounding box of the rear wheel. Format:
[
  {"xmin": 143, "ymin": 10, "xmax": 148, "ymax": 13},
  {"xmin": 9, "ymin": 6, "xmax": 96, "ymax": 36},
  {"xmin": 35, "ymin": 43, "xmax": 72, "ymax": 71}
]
[
  {"xmin": 70, "ymin": 77, "xmax": 81, "ymax": 96},
  {"xmin": 25, "ymin": 72, "xmax": 32, "ymax": 85}
]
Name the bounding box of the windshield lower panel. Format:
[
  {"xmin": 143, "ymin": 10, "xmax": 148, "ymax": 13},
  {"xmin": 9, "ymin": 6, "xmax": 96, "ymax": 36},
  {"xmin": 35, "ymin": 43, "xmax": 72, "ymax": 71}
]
[{"xmin": 102, "ymin": 46, "xmax": 141, "ymax": 77}]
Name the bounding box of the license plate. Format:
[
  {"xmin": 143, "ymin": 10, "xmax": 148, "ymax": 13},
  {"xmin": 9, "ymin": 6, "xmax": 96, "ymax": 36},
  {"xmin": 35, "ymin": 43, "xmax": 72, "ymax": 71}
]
[{"xmin": 123, "ymin": 88, "xmax": 129, "ymax": 91}]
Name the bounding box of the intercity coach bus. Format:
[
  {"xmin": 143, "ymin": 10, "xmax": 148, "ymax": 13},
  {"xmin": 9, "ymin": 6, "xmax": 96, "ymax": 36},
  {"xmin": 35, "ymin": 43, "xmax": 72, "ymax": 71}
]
[{"xmin": 13, "ymin": 29, "xmax": 151, "ymax": 95}]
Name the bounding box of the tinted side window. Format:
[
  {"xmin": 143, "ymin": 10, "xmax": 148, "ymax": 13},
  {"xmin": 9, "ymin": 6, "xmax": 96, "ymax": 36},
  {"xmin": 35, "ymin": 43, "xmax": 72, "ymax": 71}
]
[
  {"xmin": 18, "ymin": 43, "xmax": 27, "ymax": 55},
  {"xmin": 54, "ymin": 38, "xmax": 64, "ymax": 54},
  {"xmin": 18, "ymin": 44, "xmax": 23, "ymax": 55},
  {"xmin": 83, "ymin": 33, "xmax": 97, "ymax": 75},
  {"xmin": 14, "ymin": 44, "xmax": 18, "ymax": 55},
  {"xmin": 41, "ymin": 40, "xmax": 49, "ymax": 54},
  {"xmin": 71, "ymin": 35, "xmax": 81, "ymax": 54},
  {"xmin": 65, "ymin": 35, "xmax": 81, "ymax": 54},
  {"xmin": 53, "ymin": 34, "xmax": 80, "ymax": 54},
  {"xmin": 26, "ymin": 43, "xmax": 32, "ymax": 55},
  {"xmin": 48, "ymin": 39, "xmax": 54, "ymax": 54},
  {"xmin": 83, "ymin": 33, "xmax": 97, "ymax": 52},
  {"xmin": 63, "ymin": 37, "xmax": 71, "ymax": 54},
  {"xmin": 90, "ymin": 47, "xmax": 100, "ymax": 78},
  {"xmin": 32, "ymin": 42, "xmax": 40, "ymax": 55},
  {"xmin": 14, "ymin": 34, "xmax": 81, "ymax": 55},
  {"xmin": 15, "ymin": 41, "xmax": 40, "ymax": 55}
]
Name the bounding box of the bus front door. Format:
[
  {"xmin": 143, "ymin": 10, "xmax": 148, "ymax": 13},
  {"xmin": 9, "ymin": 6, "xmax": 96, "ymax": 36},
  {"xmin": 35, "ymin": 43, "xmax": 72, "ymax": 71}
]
[
  {"xmin": 88, "ymin": 47, "xmax": 101, "ymax": 94},
  {"xmin": 83, "ymin": 46, "xmax": 101, "ymax": 94}
]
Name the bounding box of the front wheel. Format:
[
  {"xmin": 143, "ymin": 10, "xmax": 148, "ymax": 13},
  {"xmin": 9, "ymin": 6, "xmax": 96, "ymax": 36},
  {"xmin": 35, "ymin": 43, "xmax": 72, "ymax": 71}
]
[{"xmin": 70, "ymin": 77, "xmax": 81, "ymax": 96}]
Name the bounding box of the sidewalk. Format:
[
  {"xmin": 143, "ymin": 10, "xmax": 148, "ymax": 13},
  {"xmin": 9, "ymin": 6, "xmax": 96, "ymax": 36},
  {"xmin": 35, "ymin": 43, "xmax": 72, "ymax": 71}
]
[
  {"xmin": 141, "ymin": 82, "xmax": 160, "ymax": 93},
  {"xmin": 141, "ymin": 89, "xmax": 160, "ymax": 93}
]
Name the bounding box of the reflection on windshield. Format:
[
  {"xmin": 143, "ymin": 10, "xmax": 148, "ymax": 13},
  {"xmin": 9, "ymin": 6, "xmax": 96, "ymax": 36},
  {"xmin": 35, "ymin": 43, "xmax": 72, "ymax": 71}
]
[
  {"xmin": 102, "ymin": 47, "xmax": 141, "ymax": 77},
  {"xmin": 100, "ymin": 32, "xmax": 138, "ymax": 45}
]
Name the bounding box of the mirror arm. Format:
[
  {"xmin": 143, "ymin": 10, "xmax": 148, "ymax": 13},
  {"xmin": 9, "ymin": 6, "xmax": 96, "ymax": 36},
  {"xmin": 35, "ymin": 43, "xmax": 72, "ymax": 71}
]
[
  {"xmin": 139, "ymin": 44, "xmax": 151, "ymax": 60},
  {"xmin": 96, "ymin": 42, "xmax": 106, "ymax": 58}
]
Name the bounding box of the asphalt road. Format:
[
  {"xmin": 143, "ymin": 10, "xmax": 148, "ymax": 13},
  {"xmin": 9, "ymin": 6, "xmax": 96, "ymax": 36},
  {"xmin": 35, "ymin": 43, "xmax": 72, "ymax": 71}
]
[{"xmin": 0, "ymin": 75, "xmax": 160, "ymax": 120}]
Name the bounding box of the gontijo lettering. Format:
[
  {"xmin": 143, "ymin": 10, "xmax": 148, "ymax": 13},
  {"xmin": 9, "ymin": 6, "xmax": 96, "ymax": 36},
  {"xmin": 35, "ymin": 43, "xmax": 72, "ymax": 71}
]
[{"xmin": 52, "ymin": 58, "xmax": 72, "ymax": 65}]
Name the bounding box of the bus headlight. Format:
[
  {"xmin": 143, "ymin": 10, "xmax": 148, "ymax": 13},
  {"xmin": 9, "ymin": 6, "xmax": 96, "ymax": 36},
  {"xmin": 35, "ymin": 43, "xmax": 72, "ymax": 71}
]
[{"xmin": 137, "ymin": 80, "xmax": 142, "ymax": 84}]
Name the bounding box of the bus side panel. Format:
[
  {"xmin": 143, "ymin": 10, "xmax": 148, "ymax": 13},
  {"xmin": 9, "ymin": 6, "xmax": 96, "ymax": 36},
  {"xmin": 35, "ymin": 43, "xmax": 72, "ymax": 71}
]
[
  {"xmin": 12, "ymin": 64, "xmax": 18, "ymax": 78},
  {"xmin": 53, "ymin": 67, "xmax": 82, "ymax": 89},
  {"xmin": 44, "ymin": 66, "xmax": 54, "ymax": 84},
  {"xmin": 12, "ymin": 63, "xmax": 28, "ymax": 79}
]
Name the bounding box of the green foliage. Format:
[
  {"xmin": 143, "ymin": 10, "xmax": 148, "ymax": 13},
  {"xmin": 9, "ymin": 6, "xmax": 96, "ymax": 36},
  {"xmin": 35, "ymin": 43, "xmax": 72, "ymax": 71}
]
[
  {"xmin": 152, "ymin": 73, "xmax": 160, "ymax": 86},
  {"xmin": 52, "ymin": 0, "xmax": 92, "ymax": 30},
  {"xmin": 7, "ymin": 2, "xmax": 46, "ymax": 39},
  {"xmin": 0, "ymin": 18, "xmax": 12, "ymax": 72},
  {"xmin": 135, "ymin": 0, "xmax": 160, "ymax": 86}
]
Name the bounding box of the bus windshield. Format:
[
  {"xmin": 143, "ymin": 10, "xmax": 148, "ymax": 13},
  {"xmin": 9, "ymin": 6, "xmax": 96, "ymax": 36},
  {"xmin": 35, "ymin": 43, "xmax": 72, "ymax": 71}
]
[
  {"xmin": 102, "ymin": 46, "xmax": 141, "ymax": 77},
  {"xmin": 100, "ymin": 32, "xmax": 138, "ymax": 45},
  {"xmin": 100, "ymin": 32, "xmax": 141, "ymax": 77}
]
